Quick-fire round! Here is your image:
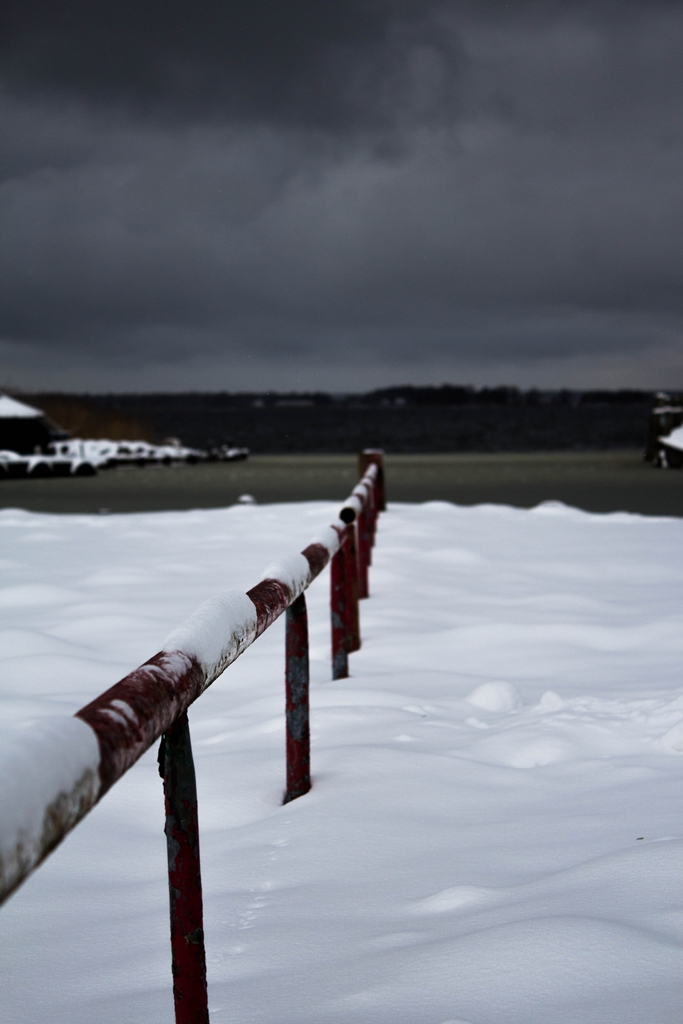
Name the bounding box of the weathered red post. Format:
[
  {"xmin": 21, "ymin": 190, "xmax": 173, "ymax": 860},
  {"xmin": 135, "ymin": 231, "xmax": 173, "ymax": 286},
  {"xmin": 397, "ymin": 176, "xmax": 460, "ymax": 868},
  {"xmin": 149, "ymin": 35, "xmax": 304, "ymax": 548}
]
[
  {"xmin": 284, "ymin": 592, "xmax": 311, "ymax": 803},
  {"xmin": 331, "ymin": 527, "xmax": 350, "ymax": 680},
  {"xmin": 158, "ymin": 713, "xmax": 209, "ymax": 1024},
  {"xmin": 337, "ymin": 511, "xmax": 361, "ymax": 653},
  {"xmin": 359, "ymin": 449, "xmax": 386, "ymax": 513},
  {"xmin": 347, "ymin": 524, "xmax": 361, "ymax": 652},
  {"xmin": 357, "ymin": 500, "xmax": 371, "ymax": 599}
]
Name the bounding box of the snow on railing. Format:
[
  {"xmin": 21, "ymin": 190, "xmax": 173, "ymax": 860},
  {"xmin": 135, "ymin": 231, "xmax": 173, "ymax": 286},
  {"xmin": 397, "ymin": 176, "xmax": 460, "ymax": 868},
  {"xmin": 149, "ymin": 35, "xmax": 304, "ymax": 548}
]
[{"xmin": 0, "ymin": 449, "xmax": 385, "ymax": 1024}]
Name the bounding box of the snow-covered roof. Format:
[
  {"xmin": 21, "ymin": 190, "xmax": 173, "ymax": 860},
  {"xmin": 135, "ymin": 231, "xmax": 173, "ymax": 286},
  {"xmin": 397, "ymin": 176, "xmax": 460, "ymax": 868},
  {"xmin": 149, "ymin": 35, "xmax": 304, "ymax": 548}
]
[
  {"xmin": 0, "ymin": 393, "xmax": 43, "ymax": 418},
  {"xmin": 660, "ymin": 424, "xmax": 683, "ymax": 453}
]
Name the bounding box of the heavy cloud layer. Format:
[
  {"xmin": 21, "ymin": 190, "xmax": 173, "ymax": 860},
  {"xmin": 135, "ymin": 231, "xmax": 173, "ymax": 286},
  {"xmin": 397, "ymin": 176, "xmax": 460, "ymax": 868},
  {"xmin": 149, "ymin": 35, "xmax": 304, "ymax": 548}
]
[{"xmin": 1, "ymin": 1, "xmax": 682, "ymax": 390}]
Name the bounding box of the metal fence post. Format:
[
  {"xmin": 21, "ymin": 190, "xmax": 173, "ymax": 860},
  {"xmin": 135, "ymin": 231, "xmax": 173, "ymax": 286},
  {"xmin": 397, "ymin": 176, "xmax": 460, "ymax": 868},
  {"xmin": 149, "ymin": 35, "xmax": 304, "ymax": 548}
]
[
  {"xmin": 357, "ymin": 501, "xmax": 371, "ymax": 599},
  {"xmin": 366, "ymin": 486, "xmax": 376, "ymax": 565},
  {"xmin": 368, "ymin": 478, "xmax": 378, "ymax": 550},
  {"xmin": 331, "ymin": 532, "xmax": 350, "ymax": 680},
  {"xmin": 158, "ymin": 713, "xmax": 209, "ymax": 1024},
  {"xmin": 359, "ymin": 449, "xmax": 386, "ymax": 512},
  {"xmin": 347, "ymin": 523, "xmax": 361, "ymax": 652},
  {"xmin": 284, "ymin": 593, "xmax": 311, "ymax": 803}
]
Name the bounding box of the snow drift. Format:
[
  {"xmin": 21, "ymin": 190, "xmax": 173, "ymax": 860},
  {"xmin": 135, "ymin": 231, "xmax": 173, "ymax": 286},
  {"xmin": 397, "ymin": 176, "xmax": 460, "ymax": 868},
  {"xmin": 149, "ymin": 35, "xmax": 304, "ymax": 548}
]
[{"xmin": 0, "ymin": 498, "xmax": 682, "ymax": 1023}]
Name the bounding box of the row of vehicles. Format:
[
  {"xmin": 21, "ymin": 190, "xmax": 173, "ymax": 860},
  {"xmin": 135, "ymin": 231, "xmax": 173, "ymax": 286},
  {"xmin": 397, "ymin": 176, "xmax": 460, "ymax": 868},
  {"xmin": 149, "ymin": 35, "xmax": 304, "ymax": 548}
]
[
  {"xmin": 0, "ymin": 393, "xmax": 249, "ymax": 479},
  {"xmin": 0, "ymin": 438, "xmax": 249, "ymax": 479}
]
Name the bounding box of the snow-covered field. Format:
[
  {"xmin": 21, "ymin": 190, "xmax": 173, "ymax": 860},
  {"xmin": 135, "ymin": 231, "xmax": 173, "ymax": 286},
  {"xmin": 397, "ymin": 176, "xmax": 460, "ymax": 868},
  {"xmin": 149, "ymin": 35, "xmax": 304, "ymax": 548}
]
[{"xmin": 1, "ymin": 499, "xmax": 683, "ymax": 1024}]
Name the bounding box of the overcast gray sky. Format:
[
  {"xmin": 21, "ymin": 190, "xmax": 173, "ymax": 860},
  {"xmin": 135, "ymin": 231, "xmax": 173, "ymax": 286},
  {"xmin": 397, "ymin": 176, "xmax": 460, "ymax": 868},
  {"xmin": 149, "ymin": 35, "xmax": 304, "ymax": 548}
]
[{"xmin": 1, "ymin": 0, "xmax": 682, "ymax": 392}]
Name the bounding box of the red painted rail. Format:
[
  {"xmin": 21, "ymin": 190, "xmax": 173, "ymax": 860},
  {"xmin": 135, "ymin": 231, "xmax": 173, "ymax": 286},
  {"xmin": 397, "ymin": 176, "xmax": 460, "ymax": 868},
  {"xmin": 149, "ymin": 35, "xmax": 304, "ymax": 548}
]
[{"xmin": 0, "ymin": 449, "xmax": 385, "ymax": 1023}]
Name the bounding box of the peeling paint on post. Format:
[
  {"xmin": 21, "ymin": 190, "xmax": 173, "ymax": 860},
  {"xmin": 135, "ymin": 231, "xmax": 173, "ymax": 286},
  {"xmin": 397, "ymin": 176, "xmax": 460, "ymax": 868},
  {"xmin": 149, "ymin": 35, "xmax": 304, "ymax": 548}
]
[
  {"xmin": 357, "ymin": 500, "xmax": 372, "ymax": 599},
  {"xmin": 159, "ymin": 713, "xmax": 209, "ymax": 1024},
  {"xmin": 284, "ymin": 593, "xmax": 310, "ymax": 803},
  {"xmin": 359, "ymin": 449, "xmax": 386, "ymax": 512},
  {"xmin": 347, "ymin": 524, "xmax": 361, "ymax": 653},
  {"xmin": 331, "ymin": 531, "xmax": 349, "ymax": 680}
]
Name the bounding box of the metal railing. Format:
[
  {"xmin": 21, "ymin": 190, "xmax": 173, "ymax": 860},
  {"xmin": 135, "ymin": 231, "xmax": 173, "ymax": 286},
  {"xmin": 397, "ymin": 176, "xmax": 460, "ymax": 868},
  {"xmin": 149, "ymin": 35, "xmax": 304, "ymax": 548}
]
[{"xmin": 0, "ymin": 449, "xmax": 385, "ymax": 1023}]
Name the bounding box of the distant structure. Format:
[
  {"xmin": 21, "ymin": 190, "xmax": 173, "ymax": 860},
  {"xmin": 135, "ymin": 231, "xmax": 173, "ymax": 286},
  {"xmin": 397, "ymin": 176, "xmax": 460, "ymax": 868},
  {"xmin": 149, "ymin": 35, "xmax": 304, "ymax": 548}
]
[
  {"xmin": 0, "ymin": 393, "xmax": 68, "ymax": 454},
  {"xmin": 0, "ymin": 392, "xmax": 247, "ymax": 477},
  {"xmin": 645, "ymin": 392, "xmax": 683, "ymax": 466}
]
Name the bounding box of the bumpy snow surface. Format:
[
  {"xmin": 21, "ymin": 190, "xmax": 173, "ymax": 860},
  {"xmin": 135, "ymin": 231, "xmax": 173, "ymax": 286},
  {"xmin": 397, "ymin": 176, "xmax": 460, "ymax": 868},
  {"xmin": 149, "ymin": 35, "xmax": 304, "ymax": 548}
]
[{"xmin": 1, "ymin": 500, "xmax": 683, "ymax": 1024}]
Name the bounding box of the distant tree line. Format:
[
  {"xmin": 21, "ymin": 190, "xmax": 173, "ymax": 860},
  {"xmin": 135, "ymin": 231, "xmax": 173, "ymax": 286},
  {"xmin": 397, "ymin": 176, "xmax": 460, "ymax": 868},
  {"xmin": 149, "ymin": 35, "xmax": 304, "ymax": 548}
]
[
  {"xmin": 355, "ymin": 386, "xmax": 654, "ymax": 407},
  {"xmin": 24, "ymin": 386, "xmax": 654, "ymax": 411},
  {"xmin": 14, "ymin": 387, "xmax": 656, "ymax": 453}
]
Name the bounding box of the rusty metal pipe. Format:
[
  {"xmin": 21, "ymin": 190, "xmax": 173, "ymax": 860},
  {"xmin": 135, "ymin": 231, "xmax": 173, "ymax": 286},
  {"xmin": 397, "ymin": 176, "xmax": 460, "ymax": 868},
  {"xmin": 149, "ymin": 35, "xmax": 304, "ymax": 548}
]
[
  {"xmin": 284, "ymin": 593, "xmax": 310, "ymax": 803},
  {"xmin": 159, "ymin": 713, "xmax": 209, "ymax": 1024},
  {"xmin": 357, "ymin": 502, "xmax": 371, "ymax": 599},
  {"xmin": 347, "ymin": 524, "xmax": 361, "ymax": 653},
  {"xmin": 359, "ymin": 449, "xmax": 386, "ymax": 512},
  {"xmin": 331, "ymin": 531, "xmax": 350, "ymax": 680}
]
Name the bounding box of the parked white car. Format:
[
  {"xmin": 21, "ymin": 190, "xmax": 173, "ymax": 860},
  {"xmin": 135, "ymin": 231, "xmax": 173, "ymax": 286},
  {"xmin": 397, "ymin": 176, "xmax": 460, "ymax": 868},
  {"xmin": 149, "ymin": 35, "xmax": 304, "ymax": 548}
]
[
  {"xmin": 49, "ymin": 438, "xmax": 207, "ymax": 467},
  {"xmin": 0, "ymin": 448, "xmax": 97, "ymax": 478}
]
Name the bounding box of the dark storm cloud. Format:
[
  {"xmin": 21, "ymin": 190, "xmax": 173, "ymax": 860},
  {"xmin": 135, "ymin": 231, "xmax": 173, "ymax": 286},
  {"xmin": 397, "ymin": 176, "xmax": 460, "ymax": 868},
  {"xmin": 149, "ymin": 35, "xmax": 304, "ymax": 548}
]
[
  {"xmin": 0, "ymin": 1, "xmax": 682, "ymax": 390},
  {"xmin": 0, "ymin": 0, "xmax": 459, "ymax": 130}
]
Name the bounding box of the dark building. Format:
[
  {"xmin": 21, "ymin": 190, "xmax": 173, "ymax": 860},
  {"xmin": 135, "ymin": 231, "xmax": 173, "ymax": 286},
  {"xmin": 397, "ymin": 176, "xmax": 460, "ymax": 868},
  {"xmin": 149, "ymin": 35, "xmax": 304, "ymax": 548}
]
[{"xmin": 0, "ymin": 393, "xmax": 68, "ymax": 454}]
